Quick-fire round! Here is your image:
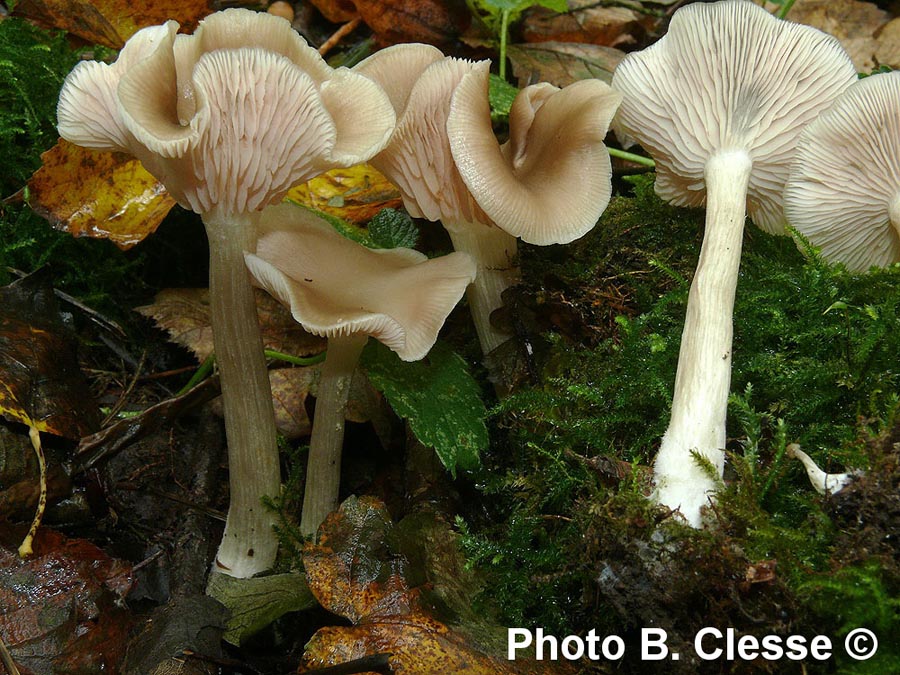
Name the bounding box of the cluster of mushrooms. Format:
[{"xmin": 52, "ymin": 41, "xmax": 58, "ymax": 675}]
[{"xmin": 55, "ymin": 0, "xmax": 898, "ymax": 578}]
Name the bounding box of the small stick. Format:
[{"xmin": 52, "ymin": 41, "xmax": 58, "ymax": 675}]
[
  {"xmin": 0, "ymin": 633, "xmax": 21, "ymax": 675},
  {"xmin": 318, "ymin": 18, "xmax": 362, "ymax": 57}
]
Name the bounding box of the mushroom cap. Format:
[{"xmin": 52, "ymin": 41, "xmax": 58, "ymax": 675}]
[
  {"xmin": 57, "ymin": 8, "xmax": 396, "ymax": 219},
  {"xmin": 448, "ymin": 69, "xmax": 621, "ymax": 245},
  {"xmin": 356, "ymin": 46, "xmax": 489, "ymax": 226},
  {"xmin": 244, "ymin": 203, "xmax": 476, "ymax": 361},
  {"xmin": 611, "ymin": 0, "xmax": 856, "ymax": 235},
  {"xmin": 784, "ymin": 72, "xmax": 900, "ymax": 271}
]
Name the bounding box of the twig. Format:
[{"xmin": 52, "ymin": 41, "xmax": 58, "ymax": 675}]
[
  {"xmin": 0, "ymin": 626, "xmax": 21, "ymax": 675},
  {"xmin": 318, "ymin": 18, "xmax": 362, "ymax": 57},
  {"xmin": 299, "ymin": 654, "xmax": 393, "ymax": 675},
  {"xmin": 102, "ymin": 350, "xmax": 147, "ymax": 426}
]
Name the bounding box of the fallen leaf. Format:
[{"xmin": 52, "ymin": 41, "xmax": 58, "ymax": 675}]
[
  {"xmin": 285, "ymin": 164, "xmax": 403, "ymax": 225},
  {"xmin": 521, "ymin": 2, "xmax": 647, "ymax": 49},
  {"xmin": 0, "ymin": 527, "xmax": 133, "ymax": 675},
  {"xmin": 0, "ymin": 270, "xmax": 100, "ymax": 439},
  {"xmin": 773, "ymin": 0, "xmax": 891, "ymax": 72},
  {"xmin": 507, "ymin": 41, "xmax": 625, "ymax": 88},
  {"xmin": 307, "ymin": 0, "xmax": 360, "ymax": 23},
  {"xmin": 269, "ymin": 367, "xmax": 315, "ymax": 439},
  {"xmin": 28, "ymin": 140, "xmax": 176, "ymax": 251},
  {"xmin": 12, "ymin": 0, "xmax": 211, "ymax": 49},
  {"xmin": 136, "ymin": 288, "xmax": 326, "ymax": 362},
  {"xmin": 300, "ymin": 497, "xmax": 574, "ymax": 674},
  {"xmin": 353, "ymin": 0, "xmax": 470, "ymax": 47}
]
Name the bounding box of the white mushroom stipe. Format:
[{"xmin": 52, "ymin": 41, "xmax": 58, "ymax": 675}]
[
  {"xmin": 245, "ymin": 203, "xmax": 475, "ymax": 537},
  {"xmin": 787, "ymin": 445, "xmax": 861, "ymax": 496},
  {"xmin": 58, "ymin": 8, "xmax": 396, "ymax": 578},
  {"xmin": 612, "ymin": 0, "xmax": 856, "ymax": 526}
]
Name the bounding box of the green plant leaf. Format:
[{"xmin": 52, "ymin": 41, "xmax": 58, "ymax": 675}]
[
  {"xmin": 368, "ymin": 208, "xmax": 419, "ymax": 249},
  {"xmin": 361, "ymin": 341, "xmax": 487, "ymax": 476},
  {"xmin": 489, "ymin": 73, "xmax": 519, "ymax": 117}
]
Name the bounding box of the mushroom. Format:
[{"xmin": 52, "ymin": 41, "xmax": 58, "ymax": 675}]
[
  {"xmin": 244, "ymin": 202, "xmax": 476, "ymax": 536},
  {"xmin": 355, "ymin": 44, "xmax": 621, "ymax": 354},
  {"xmin": 787, "ymin": 444, "xmax": 860, "ymax": 496},
  {"xmin": 611, "ymin": 0, "xmax": 856, "ymax": 526},
  {"xmin": 57, "ymin": 8, "xmax": 395, "ymax": 577},
  {"xmin": 785, "ymin": 72, "xmax": 900, "ymax": 271}
]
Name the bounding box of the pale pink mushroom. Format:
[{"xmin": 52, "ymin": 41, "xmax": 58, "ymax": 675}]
[
  {"xmin": 244, "ymin": 203, "xmax": 475, "ymax": 536},
  {"xmin": 57, "ymin": 8, "xmax": 395, "ymax": 577},
  {"xmin": 612, "ymin": 0, "xmax": 856, "ymax": 526},
  {"xmin": 356, "ymin": 44, "xmax": 621, "ymax": 354}
]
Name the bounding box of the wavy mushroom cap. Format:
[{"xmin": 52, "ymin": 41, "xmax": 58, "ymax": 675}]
[
  {"xmin": 785, "ymin": 72, "xmax": 900, "ymax": 272},
  {"xmin": 57, "ymin": 8, "xmax": 396, "ymax": 218},
  {"xmin": 356, "ymin": 46, "xmax": 489, "ymax": 227},
  {"xmin": 244, "ymin": 204, "xmax": 476, "ymax": 361},
  {"xmin": 611, "ymin": 0, "xmax": 856, "ymax": 234},
  {"xmin": 448, "ymin": 71, "xmax": 621, "ymax": 245}
]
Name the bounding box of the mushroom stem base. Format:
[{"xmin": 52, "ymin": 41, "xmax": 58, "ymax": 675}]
[
  {"xmin": 205, "ymin": 211, "xmax": 282, "ymax": 579},
  {"xmin": 653, "ymin": 150, "xmax": 752, "ymax": 527},
  {"xmin": 300, "ymin": 333, "xmax": 368, "ymax": 538},
  {"xmin": 446, "ymin": 222, "xmax": 519, "ymax": 355}
]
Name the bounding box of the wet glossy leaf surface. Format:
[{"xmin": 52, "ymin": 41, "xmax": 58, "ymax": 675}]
[
  {"xmin": 0, "ymin": 527, "xmax": 133, "ymax": 675},
  {"xmin": 0, "ymin": 271, "xmax": 99, "ymax": 438},
  {"xmin": 12, "ymin": 0, "xmax": 211, "ymax": 48},
  {"xmin": 285, "ymin": 164, "xmax": 402, "ymax": 225},
  {"xmin": 28, "ymin": 140, "xmax": 175, "ymax": 250}
]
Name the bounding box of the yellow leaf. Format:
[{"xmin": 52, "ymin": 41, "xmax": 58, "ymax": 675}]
[
  {"xmin": 285, "ymin": 164, "xmax": 403, "ymax": 224},
  {"xmin": 28, "ymin": 140, "xmax": 175, "ymax": 250}
]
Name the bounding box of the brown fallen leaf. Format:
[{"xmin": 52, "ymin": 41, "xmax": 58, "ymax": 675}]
[
  {"xmin": 521, "ymin": 1, "xmax": 647, "ymax": 49},
  {"xmin": 285, "ymin": 164, "xmax": 403, "ymax": 225},
  {"xmin": 0, "ymin": 527, "xmax": 133, "ymax": 675},
  {"xmin": 307, "ymin": 0, "xmax": 360, "ymax": 23},
  {"xmin": 353, "ymin": 0, "xmax": 470, "ymax": 47},
  {"xmin": 28, "ymin": 140, "xmax": 176, "ymax": 251},
  {"xmin": 0, "ymin": 270, "xmax": 100, "ymax": 439},
  {"xmin": 136, "ymin": 288, "xmax": 326, "ymax": 362},
  {"xmin": 508, "ymin": 41, "xmax": 625, "ymax": 88},
  {"xmin": 12, "ymin": 0, "xmax": 211, "ymax": 49},
  {"xmin": 772, "ymin": 0, "xmax": 892, "ymax": 72},
  {"xmin": 300, "ymin": 496, "xmax": 576, "ymax": 674}
]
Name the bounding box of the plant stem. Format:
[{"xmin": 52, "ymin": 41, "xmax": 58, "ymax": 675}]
[
  {"xmin": 445, "ymin": 222, "xmax": 519, "ymax": 354},
  {"xmin": 653, "ymin": 149, "xmax": 752, "ymax": 527},
  {"xmin": 776, "ymin": 0, "xmax": 797, "ymax": 19},
  {"xmin": 499, "ymin": 9, "xmax": 510, "ymax": 81},
  {"xmin": 607, "ymin": 147, "xmax": 656, "ymax": 168},
  {"xmin": 300, "ymin": 333, "xmax": 368, "ymax": 538},
  {"xmin": 204, "ymin": 211, "xmax": 281, "ymax": 578}
]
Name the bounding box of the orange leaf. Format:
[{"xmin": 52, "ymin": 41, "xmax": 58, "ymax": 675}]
[
  {"xmin": 13, "ymin": 0, "xmax": 211, "ymax": 49},
  {"xmin": 28, "ymin": 140, "xmax": 175, "ymax": 250}
]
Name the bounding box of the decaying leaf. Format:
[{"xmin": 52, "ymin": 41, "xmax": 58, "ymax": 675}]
[
  {"xmin": 521, "ymin": 1, "xmax": 647, "ymax": 48},
  {"xmin": 0, "ymin": 271, "xmax": 100, "ymax": 439},
  {"xmin": 0, "ymin": 527, "xmax": 133, "ymax": 675},
  {"xmin": 507, "ymin": 41, "xmax": 625, "ymax": 88},
  {"xmin": 12, "ymin": 0, "xmax": 211, "ymax": 49},
  {"xmin": 28, "ymin": 140, "xmax": 176, "ymax": 250},
  {"xmin": 307, "ymin": 0, "xmax": 360, "ymax": 23},
  {"xmin": 773, "ymin": 0, "xmax": 895, "ymax": 71},
  {"xmin": 285, "ymin": 164, "xmax": 402, "ymax": 225},
  {"xmin": 136, "ymin": 288, "xmax": 326, "ymax": 362},
  {"xmin": 300, "ymin": 497, "xmax": 574, "ymax": 674}
]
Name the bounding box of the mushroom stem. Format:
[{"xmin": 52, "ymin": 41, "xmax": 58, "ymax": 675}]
[
  {"xmin": 653, "ymin": 149, "xmax": 752, "ymax": 526},
  {"xmin": 300, "ymin": 333, "xmax": 368, "ymax": 538},
  {"xmin": 445, "ymin": 222, "xmax": 519, "ymax": 354},
  {"xmin": 205, "ymin": 211, "xmax": 282, "ymax": 578}
]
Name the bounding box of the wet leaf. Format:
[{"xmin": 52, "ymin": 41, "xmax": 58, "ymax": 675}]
[
  {"xmin": 300, "ymin": 497, "xmax": 574, "ymax": 675},
  {"xmin": 307, "ymin": 0, "xmax": 360, "ymax": 23},
  {"xmin": 28, "ymin": 140, "xmax": 176, "ymax": 251},
  {"xmin": 367, "ymin": 208, "xmax": 418, "ymax": 249},
  {"xmin": 0, "ymin": 527, "xmax": 133, "ymax": 675},
  {"xmin": 508, "ymin": 41, "xmax": 625, "ymax": 87},
  {"xmin": 353, "ymin": 0, "xmax": 470, "ymax": 47},
  {"xmin": 521, "ymin": 1, "xmax": 646, "ymax": 49},
  {"xmin": 0, "ymin": 271, "xmax": 100, "ymax": 439},
  {"xmin": 12, "ymin": 0, "xmax": 211, "ymax": 49},
  {"xmin": 361, "ymin": 341, "xmax": 487, "ymax": 477},
  {"xmin": 284, "ymin": 164, "xmax": 402, "ymax": 225}
]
